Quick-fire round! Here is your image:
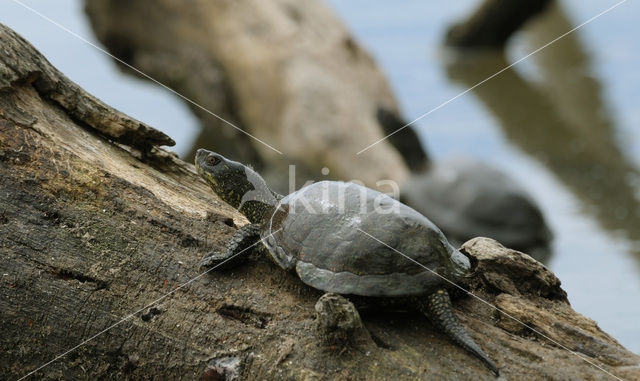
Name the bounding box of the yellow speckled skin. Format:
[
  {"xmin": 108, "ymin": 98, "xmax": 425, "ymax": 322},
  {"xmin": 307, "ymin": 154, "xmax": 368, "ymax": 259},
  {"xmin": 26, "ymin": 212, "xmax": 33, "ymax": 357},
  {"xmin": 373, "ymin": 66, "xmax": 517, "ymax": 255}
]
[
  {"xmin": 195, "ymin": 150, "xmax": 279, "ymax": 224},
  {"xmin": 422, "ymin": 289, "xmax": 499, "ymax": 376}
]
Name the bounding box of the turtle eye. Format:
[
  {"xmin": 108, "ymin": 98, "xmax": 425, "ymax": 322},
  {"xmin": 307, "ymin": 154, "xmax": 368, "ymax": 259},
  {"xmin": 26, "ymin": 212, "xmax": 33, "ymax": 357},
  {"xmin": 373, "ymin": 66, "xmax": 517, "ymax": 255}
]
[{"xmin": 206, "ymin": 155, "xmax": 220, "ymax": 166}]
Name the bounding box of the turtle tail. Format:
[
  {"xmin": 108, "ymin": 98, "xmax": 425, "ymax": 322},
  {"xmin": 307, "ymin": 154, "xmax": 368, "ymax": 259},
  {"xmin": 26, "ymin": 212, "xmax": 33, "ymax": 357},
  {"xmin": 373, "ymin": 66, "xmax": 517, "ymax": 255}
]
[{"xmin": 420, "ymin": 289, "xmax": 499, "ymax": 376}]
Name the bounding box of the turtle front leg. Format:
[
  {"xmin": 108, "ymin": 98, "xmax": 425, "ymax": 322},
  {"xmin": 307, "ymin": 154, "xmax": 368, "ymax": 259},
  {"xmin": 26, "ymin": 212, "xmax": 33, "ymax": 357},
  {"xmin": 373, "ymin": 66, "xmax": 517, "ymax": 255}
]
[
  {"xmin": 199, "ymin": 223, "xmax": 262, "ymax": 271},
  {"xmin": 417, "ymin": 289, "xmax": 500, "ymax": 376}
]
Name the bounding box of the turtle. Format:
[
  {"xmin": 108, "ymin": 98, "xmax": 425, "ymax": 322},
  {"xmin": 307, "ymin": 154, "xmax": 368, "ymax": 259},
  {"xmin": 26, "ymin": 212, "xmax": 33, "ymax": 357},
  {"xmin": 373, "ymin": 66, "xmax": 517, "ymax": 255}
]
[
  {"xmin": 401, "ymin": 157, "xmax": 552, "ymax": 261},
  {"xmin": 195, "ymin": 149, "xmax": 499, "ymax": 376}
]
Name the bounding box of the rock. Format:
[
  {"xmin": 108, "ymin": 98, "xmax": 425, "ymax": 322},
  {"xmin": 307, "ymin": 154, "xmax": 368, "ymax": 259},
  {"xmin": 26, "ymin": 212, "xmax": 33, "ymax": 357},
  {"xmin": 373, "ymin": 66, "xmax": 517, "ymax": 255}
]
[{"xmin": 402, "ymin": 157, "xmax": 552, "ymax": 261}]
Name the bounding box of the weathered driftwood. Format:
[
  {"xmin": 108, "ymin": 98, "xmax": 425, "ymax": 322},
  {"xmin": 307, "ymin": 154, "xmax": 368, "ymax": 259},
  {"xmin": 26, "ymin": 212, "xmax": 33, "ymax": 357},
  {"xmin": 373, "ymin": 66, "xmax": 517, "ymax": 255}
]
[
  {"xmin": 84, "ymin": 0, "xmax": 429, "ymax": 189},
  {"xmin": 0, "ymin": 24, "xmax": 174, "ymax": 152},
  {"xmin": 1, "ymin": 24, "xmax": 639, "ymax": 380}
]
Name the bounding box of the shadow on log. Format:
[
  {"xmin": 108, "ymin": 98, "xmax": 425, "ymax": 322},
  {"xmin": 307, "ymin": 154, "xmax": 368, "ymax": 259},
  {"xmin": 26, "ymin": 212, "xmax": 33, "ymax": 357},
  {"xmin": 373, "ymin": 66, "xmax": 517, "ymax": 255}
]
[{"xmin": 1, "ymin": 24, "xmax": 638, "ymax": 380}]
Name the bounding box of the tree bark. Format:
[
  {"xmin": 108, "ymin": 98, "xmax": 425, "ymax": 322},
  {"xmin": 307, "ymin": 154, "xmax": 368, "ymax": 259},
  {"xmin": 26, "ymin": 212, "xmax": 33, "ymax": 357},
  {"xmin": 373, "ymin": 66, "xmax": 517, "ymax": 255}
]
[{"xmin": 1, "ymin": 23, "xmax": 638, "ymax": 380}]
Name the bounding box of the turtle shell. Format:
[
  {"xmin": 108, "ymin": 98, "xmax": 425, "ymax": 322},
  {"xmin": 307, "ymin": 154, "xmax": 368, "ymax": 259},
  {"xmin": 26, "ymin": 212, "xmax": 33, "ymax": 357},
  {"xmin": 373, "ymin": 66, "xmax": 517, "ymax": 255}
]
[
  {"xmin": 262, "ymin": 181, "xmax": 470, "ymax": 297},
  {"xmin": 401, "ymin": 157, "xmax": 551, "ymax": 251}
]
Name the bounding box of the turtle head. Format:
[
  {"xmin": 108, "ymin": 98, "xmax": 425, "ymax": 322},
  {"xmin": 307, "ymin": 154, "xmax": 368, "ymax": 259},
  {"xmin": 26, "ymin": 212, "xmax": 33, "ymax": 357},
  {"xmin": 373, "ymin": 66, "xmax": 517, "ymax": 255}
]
[{"xmin": 195, "ymin": 149, "xmax": 278, "ymax": 223}]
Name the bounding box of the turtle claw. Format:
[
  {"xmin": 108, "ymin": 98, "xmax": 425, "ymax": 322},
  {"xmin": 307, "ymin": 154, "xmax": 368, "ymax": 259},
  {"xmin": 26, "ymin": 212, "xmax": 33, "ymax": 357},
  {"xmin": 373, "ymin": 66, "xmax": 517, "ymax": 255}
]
[
  {"xmin": 199, "ymin": 223, "xmax": 262, "ymax": 273},
  {"xmin": 199, "ymin": 250, "xmax": 245, "ymax": 272},
  {"xmin": 199, "ymin": 251, "xmax": 225, "ymax": 269}
]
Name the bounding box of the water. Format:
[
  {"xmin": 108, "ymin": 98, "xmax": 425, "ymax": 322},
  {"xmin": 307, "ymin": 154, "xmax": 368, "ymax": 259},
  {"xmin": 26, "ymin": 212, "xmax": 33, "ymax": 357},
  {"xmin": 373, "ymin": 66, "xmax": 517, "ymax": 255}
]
[{"xmin": 2, "ymin": 0, "xmax": 638, "ymax": 353}]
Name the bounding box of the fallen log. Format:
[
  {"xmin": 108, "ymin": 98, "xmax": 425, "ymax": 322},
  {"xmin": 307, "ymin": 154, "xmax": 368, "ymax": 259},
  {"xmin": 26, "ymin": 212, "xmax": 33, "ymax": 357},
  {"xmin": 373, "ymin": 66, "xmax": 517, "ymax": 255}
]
[{"xmin": 84, "ymin": 0, "xmax": 428, "ymax": 188}]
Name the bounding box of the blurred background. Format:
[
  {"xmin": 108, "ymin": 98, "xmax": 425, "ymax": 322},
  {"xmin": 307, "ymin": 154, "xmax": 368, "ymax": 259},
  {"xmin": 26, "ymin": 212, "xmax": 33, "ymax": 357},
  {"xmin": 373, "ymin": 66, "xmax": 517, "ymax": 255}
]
[{"xmin": 2, "ymin": 0, "xmax": 638, "ymax": 353}]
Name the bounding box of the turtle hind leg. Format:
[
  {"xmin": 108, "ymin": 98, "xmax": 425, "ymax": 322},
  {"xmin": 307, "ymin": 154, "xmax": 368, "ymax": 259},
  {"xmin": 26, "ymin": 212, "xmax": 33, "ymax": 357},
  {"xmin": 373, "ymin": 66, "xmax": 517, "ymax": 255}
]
[
  {"xmin": 199, "ymin": 223, "xmax": 262, "ymax": 271},
  {"xmin": 418, "ymin": 289, "xmax": 500, "ymax": 376}
]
